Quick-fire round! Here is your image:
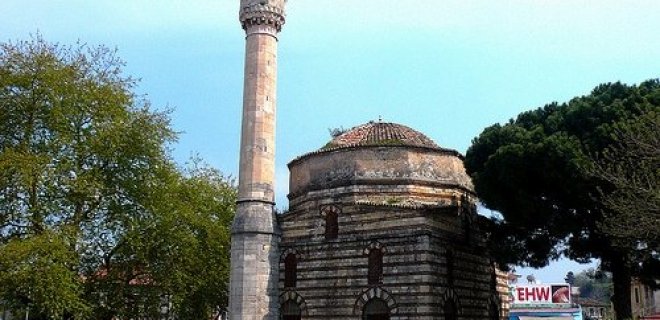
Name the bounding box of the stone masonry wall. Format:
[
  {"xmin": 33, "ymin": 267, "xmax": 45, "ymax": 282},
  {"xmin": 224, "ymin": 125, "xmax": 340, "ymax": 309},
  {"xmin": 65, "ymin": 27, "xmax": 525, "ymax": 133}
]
[
  {"xmin": 230, "ymin": 0, "xmax": 285, "ymax": 319},
  {"xmin": 279, "ymin": 194, "xmax": 494, "ymax": 319},
  {"xmin": 288, "ymin": 147, "xmax": 474, "ymax": 201}
]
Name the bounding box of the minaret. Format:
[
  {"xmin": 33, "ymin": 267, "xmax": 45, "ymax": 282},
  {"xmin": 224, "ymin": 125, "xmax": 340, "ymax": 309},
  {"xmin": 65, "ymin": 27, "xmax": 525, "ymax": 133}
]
[{"xmin": 230, "ymin": 0, "xmax": 285, "ymax": 319}]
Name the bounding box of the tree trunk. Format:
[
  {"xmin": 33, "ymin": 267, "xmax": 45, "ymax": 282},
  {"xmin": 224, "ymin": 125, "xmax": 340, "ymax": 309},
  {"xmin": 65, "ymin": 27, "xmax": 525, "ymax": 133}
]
[{"xmin": 610, "ymin": 252, "xmax": 633, "ymax": 320}]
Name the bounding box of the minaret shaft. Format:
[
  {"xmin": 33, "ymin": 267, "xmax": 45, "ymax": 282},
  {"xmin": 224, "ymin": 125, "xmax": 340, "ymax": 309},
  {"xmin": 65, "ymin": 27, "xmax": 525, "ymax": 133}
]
[
  {"xmin": 230, "ymin": 1, "xmax": 285, "ymax": 319},
  {"xmin": 237, "ymin": 33, "xmax": 277, "ymax": 203}
]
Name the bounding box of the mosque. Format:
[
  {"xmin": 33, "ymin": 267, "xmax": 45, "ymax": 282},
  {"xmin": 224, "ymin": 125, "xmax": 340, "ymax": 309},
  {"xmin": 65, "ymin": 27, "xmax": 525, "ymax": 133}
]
[
  {"xmin": 278, "ymin": 121, "xmax": 501, "ymax": 319},
  {"xmin": 229, "ymin": 1, "xmax": 502, "ymax": 319}
]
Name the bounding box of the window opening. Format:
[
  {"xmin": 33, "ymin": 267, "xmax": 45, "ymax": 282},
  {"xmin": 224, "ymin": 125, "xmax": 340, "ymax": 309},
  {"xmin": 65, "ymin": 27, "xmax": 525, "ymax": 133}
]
[
  {"xmin": 444, "ymin": 300, "xmax": 457, "ymax": 320},
  {"xmin": 284, "ymin": 253, "xmax": 297, "ymax": 288},
  {"xmin": 325, "ymin": 210, "xmax": 338, "ymax": 239},
  {"xmin": 362, "ymin": 298, "xmax": 389, "ymax": 320},
  {"xmin": 282, "ymin": 300, "xmax": 301, "ymax": 320},
  {"xmin": 446, "ymin": 250, "xmax": 455, "ymax": 286},
  {"xmin": 368, "ymin": 249, "xmax": 383, "ymax": 285}
]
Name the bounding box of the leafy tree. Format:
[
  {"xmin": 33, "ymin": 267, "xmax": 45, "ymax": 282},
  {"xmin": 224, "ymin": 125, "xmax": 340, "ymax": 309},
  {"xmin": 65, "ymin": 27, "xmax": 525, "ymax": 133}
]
[
  {"xmin": 0, "ymin": 229, "xmax": 88, "ymax": 319},
  {"xmin": 96, "ymin": 159, "xmax": 235, "ymax": 319},
  {"xmin": 572, "ymin": 268, "xmax": 613, "ymax": 304},
  {"xmin": 465, "ymin": 79, "xmax": 660, "ymax": 320},
  {"xmin": 0, "ymin": 36, "xmax": 235, "ymax": 319},
  {"xmin": 591, "ymin": 111, "xmax": 659, "ymax": 250}
]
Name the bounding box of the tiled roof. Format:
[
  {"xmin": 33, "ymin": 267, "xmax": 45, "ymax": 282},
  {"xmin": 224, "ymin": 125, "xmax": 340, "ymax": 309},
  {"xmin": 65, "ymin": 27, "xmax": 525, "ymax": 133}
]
[{"xmin": 323, "ymin": 121, "xmax": 440, "ymax": 150}]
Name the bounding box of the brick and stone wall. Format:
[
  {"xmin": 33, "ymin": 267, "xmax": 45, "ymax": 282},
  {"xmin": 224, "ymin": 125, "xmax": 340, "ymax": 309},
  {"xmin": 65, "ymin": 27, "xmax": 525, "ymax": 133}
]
[{"xmin": 279, "ymin": 138, "xmax": 498, "ymax": 319}]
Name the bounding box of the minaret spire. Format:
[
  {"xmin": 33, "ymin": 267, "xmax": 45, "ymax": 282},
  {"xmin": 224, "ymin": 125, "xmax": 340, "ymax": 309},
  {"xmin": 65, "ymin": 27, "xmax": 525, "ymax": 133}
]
[{"xmin": 230, "ymin": 0, "xmax": 285, "ymax": 319}]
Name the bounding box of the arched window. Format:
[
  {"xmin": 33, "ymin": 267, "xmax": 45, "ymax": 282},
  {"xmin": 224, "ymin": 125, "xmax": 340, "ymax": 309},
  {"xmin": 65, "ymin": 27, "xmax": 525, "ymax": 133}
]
[
  {"xmin": 444, "ymin": 300, "xmax": 457, "ymax": 320},
  {"xmin": 362, "ymin": 298, "xmax": 389, "ymax": 320},
  {"xmin": 462, "ymin": 214, "xmax": 471, "ymax": 244},
  {"xmin": 325, "ymin": 210, "xmax": 338, "ymax": 239},
  {"xmin": 282, "ymin": 300, "xmax": 302, "ymax": 320},
  {"xmin": 446, "ymin": 250, "xmax": 454, "ymax": 286},
  {"xmin": 284, "ymin": 253, "xmax": 297, "ymax": 288},
  {"xmin": 368, "ymin": 249, "xmax": 383, "ymax": 285}
]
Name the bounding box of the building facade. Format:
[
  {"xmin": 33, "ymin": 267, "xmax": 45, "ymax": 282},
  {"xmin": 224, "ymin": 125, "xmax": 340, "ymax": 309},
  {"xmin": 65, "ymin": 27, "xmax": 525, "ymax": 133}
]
[
  {"xmin": 631, "ymin": 278, "xmax": 659, "ymax": 319},
  {"xmin": 229, "ymin": 1, "xmax": 500, "ymax": 319},
  {"xmin": 277, "ymin": 122, "xmax": 499, "ymax": 319}
]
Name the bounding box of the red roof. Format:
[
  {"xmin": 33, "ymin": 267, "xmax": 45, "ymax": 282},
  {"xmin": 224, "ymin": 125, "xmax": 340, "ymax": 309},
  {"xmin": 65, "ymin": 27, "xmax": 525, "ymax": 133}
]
[{"xmin": 325, "ymin": 121, "xmax": 440, "ymax": 150}]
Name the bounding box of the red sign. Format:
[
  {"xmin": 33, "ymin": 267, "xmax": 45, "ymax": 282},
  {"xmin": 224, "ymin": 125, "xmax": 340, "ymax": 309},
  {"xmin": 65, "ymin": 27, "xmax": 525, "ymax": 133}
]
[{"xmin": 512, "ymin": 284, "xmax": 571, "ymax": 304}]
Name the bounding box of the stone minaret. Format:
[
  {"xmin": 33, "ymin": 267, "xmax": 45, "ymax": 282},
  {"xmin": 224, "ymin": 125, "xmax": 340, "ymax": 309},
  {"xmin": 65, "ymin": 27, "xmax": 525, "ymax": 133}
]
[{"xmin": 230, "ymin": 0, "xmax": 285, "ymax": 319}]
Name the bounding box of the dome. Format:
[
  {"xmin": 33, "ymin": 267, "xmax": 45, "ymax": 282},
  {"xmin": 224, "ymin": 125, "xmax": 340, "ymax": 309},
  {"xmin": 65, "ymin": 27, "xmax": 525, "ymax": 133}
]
[
  {"xmin": 322, "ymin": 121, "xmax": 440, "ymax": 150},
  {"xmin": 287, "ymin": 121, "xmax": 473, "ymax": 204}
]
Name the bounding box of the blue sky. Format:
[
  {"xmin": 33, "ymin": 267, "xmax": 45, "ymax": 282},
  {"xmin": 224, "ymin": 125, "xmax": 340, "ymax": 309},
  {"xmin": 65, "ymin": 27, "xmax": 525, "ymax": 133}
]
[{"xmin": 4, "ymin": 0, "xmax": 659, "ymax": 283}]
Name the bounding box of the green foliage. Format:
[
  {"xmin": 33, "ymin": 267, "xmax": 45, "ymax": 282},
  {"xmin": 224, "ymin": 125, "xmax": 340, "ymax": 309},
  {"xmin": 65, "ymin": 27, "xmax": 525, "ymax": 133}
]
[
  {"xmin": 328, "ymin": 126, "xmax": 347, "ymax": 138},
  {"xmin": 465, "ymin": 79, "xmax": 660, "ymax": 319},
  {"xmin": 466, "ymin": 79, "xmax": 659, "ymax": 265},
  {"xmin": 592, "ymin": 111, "xmax": 659, "ymax": 251},
  {"xmin": 0, "ymin": 230, "xmax": 89, "ymax": 319},
  {"xmin": 321, "ymin": 141, "xmax": 337, "ymax": 149},
  {"xmin": 120, "ymin": 159, "xmax": 235, "ymax": 319},
  {"xmin": 571, "ymin": 268, "xmax": 613, "ymax": 304},
  {"xmin": 0, "ymin": 36, "xmax": 235, "ymax": 319}
]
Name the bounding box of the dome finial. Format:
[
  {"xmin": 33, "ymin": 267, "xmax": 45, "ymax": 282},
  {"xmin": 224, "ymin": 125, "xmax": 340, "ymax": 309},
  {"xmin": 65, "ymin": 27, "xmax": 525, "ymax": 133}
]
[{"xmin": 378, "ymin": 115, "xmax": 382, "ymax": 122}]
